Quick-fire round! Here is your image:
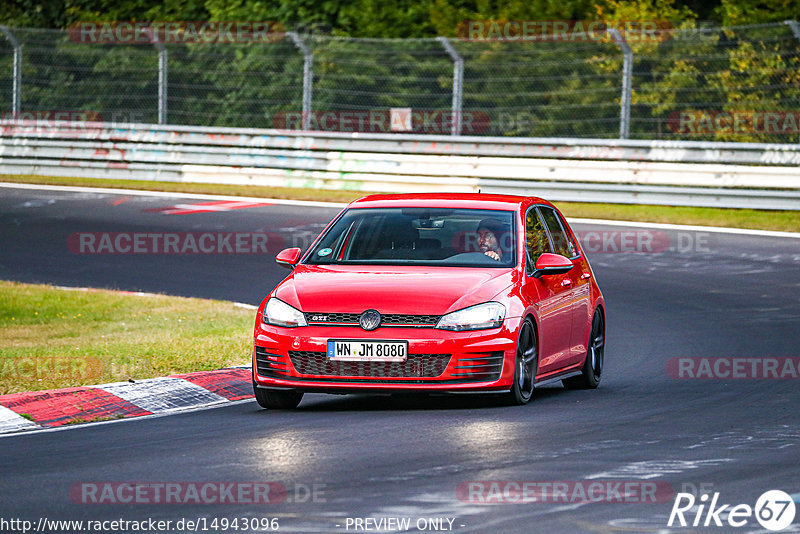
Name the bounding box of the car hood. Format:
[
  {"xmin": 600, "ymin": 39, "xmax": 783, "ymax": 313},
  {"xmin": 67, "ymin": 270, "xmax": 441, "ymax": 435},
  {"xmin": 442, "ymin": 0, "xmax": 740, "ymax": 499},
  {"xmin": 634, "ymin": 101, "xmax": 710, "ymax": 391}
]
[{"xmin": 273, "ymin": 264, "xmax": 516, "ymax": 315}]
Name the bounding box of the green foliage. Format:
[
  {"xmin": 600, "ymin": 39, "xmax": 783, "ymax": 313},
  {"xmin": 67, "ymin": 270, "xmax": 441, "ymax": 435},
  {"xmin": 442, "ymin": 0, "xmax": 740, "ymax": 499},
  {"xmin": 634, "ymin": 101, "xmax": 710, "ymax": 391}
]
[
  {"xmin": 1, "ymin": 0, "xmax": 796, "ymax": 35},
  {"xmin": 715, "ymin": 0, "xmax": 800, "ymax": 26}
]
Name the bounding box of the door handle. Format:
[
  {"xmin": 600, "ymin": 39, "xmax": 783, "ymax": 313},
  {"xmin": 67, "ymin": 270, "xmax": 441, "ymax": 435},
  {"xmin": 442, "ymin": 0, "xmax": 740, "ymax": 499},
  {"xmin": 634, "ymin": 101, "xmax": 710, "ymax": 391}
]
[
  {"xmin": 561, "ymin": 278, "xmax": 572, "ymax": 287},
  {"xmin": 580, "ymin": 273, "xmax": 591, "ymax": 280}
]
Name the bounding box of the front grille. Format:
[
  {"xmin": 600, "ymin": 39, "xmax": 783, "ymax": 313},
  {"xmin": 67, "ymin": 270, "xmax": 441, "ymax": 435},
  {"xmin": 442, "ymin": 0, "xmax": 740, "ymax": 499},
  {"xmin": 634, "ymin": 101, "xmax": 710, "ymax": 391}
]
[
  {"xmin": 306, "ymin": 312, "xmax": 360, "ymax": 324},
  {"xmin": 449, "ymin": 351, "xmax": 505, "ymax": 382},
  {"xmin": 305, "ymin": 312, "xmax": 440, "ymax": 328},
  {"xmin": 383, "ymin": 314, "xmax": 441, "ymax": 326},
  {"xmin": 255, "ymin": 346, "xmax": 292, "ymax": 378},
  {"xmin": 289, "ymin": 351, "xmax": 450, "ymax": 378}
]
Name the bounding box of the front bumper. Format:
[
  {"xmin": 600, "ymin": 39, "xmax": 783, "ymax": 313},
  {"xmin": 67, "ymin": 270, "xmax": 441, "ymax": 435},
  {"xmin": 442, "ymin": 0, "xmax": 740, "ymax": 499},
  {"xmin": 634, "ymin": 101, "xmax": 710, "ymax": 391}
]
[{"xmin": 253, "ymin": 317, "xmax": 521, "ymax": 393}]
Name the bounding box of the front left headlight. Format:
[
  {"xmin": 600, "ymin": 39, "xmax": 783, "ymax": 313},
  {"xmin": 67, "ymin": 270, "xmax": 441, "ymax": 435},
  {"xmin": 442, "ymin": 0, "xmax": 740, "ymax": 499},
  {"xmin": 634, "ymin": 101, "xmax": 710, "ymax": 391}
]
[
  {"xmin": 435, "ymin": 302, "xmax": 505, "ymax": 331},
  {"xmin": 262, "ymin": 298, "xmax": 307, "ymax": 328}
]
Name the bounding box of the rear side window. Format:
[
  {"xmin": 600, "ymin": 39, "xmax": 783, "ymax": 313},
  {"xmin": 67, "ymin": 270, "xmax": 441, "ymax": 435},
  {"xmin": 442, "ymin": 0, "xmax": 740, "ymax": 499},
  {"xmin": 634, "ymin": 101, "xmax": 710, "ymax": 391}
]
[
  {"xmin": 538, "ymin": 206, "xmax": 578, "ymax": 259},
  {"xmin": 525, "ymin": 207, "xmax": 552, "ymax": 272}
]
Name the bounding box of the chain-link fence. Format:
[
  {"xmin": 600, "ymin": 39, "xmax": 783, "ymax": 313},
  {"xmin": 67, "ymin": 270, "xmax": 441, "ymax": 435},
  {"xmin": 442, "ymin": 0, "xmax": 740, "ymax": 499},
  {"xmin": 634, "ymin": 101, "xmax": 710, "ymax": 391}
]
[{"xmin": 1, "ymin": 22, "xmax": 799, "ymax": 142}]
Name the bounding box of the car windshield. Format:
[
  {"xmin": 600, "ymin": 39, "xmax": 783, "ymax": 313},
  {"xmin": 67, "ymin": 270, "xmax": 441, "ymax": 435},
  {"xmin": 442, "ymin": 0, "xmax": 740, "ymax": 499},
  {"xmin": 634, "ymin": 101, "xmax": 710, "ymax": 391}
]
[{"xmin": 305, "ymin": 207, "xmax": 517, "ymax": 267}]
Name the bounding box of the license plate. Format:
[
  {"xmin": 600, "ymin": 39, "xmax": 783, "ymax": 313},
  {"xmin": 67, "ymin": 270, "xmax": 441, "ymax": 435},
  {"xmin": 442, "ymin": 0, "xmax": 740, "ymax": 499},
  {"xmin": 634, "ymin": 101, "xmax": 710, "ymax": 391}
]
[{"xmin": 327, "ymin": 340, "xmax": 408, "ymax": 362}]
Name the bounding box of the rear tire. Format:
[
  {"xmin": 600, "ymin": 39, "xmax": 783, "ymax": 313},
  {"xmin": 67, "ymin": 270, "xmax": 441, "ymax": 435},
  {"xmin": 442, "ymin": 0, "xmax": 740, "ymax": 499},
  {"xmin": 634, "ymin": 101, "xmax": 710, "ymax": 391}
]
[
  {"xmin": 563, "ymin": 309, "xmax": 604, "ymax": 390},
  {"xmin": 504, "ymin": 318, "xmax": 538, "ymax": 405},
  {"xmin": 253, "ymin": 383, "xmax": 303, "ymax": 409}
]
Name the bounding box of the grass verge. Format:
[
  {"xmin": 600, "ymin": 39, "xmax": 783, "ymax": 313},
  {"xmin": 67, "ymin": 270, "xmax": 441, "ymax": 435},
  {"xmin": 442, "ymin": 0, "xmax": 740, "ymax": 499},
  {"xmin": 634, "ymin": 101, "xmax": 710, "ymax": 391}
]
[
  {"xmin": 0, "ymin": 281, "xmax": 254, "ymax": 395},
  {"xmin": 2, "ymin": 174, "xmax": 799, "ymax": 232}
]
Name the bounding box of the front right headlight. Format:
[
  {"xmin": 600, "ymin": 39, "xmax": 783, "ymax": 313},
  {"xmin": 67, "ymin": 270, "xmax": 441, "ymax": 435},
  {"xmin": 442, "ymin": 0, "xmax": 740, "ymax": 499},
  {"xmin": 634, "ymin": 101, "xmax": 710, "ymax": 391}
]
[
  {"xmin": 262, "ymin": 298, "xmax": 307, "ymax": 328},
  {"xmin": 435, "ymin": 302, "xmax": 505, "ymax": 331}
]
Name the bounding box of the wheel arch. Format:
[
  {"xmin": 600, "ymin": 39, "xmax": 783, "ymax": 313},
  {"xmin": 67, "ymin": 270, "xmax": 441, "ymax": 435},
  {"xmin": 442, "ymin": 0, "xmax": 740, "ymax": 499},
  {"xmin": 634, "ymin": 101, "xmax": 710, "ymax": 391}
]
[
  {"xmin": 523, "ymin": 312, "xmax": 540, "ymax": 376},
  {"xmin": 524, "ymin": 311, "xmax": 539, "ymax": 341},
  {"xmin": 587, "ymin": 297, "xmax": 606, "ymax": 344},
  {"xmin": 593, "ymin": 300, "xmax": 606, "ymax": 328}
]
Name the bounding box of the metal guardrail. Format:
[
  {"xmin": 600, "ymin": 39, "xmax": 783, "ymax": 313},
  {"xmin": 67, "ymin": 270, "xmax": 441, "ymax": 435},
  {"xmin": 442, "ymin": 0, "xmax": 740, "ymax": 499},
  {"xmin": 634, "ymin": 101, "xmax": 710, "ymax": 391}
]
[{"xmin": 1, "ymin": 122, "xmax": 799, "ymax": 209}]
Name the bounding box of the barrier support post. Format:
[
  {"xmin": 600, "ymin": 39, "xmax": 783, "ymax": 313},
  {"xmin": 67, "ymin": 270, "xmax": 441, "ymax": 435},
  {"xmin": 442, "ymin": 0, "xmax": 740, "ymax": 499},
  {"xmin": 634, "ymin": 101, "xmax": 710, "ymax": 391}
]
[
  {"xmin": 437, "ymin": 37, "xmax": 464, "ymax": 136},
  {"xmin": 0, "ymin": 26, "xmax": 22, "ymax": 119},
  {"xmin": 289, "ymin": 32, "xmax": 314, "ymax": 131},
  {"xmin": 608, "ymin": 28, "xmax": 632, "ymax": 140}
]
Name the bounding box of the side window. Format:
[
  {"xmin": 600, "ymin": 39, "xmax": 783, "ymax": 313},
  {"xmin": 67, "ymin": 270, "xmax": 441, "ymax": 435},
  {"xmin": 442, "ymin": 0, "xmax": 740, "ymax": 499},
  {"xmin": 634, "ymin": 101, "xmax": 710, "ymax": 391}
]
[
  {"xmin": 525, "ymin": 207, "xmax": 551, "ymax": 272},
  {"xmin": 538, "ymin": 206, "xmax": 578, "ymax": 258}
]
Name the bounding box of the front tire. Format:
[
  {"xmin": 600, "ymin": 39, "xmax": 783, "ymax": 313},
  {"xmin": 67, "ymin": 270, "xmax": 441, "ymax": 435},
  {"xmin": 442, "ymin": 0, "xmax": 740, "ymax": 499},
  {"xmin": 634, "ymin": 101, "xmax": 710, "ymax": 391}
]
[
  {"xmin": 563, "ymin": 309, "xmax": 604, "ymax": 390},
  {"xmin": 253, "ymin": 384, "xmax": 304, "ymax": 409},
  {"xmin": 504, "ymin": 318, "xmax": 538, "ymax": 405}
]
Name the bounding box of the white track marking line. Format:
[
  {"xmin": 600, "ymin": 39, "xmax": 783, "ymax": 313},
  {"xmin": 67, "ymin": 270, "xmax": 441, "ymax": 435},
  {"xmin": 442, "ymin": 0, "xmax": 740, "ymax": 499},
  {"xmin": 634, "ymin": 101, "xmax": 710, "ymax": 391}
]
[
  {"xmin": 0, "ymin": 182, "xmax": 348, "ymax": 208},
  {"xmin": 2, "ymin": 182, "xmax": 798, "ymax": 238},
  {"xmin": 570, "ymin": 217, "xmax": 800, "ymax": 239}
]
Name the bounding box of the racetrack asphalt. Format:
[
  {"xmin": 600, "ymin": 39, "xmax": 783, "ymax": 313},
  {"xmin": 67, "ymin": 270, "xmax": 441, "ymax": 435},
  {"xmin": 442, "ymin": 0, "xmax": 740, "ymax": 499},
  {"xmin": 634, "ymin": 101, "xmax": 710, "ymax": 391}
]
[{"xmin": 1, "ymin": 185, "xmax": 799, "ymax": 533}]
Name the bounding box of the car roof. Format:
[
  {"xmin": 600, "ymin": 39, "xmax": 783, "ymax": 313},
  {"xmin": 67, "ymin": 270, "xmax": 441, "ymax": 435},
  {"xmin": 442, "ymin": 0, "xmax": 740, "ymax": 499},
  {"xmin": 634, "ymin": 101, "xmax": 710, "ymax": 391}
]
[{"xmin": 348, "ymin": 192, "xmax": 550, "ymax": 210}]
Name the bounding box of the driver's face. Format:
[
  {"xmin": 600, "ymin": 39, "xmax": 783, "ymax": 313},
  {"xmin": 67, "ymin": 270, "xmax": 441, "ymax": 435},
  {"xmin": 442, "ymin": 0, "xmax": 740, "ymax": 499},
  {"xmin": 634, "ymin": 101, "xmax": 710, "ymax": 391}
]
[{"xmin": 478, "ymin": 229, "xmax": 499, "ymax": 252}]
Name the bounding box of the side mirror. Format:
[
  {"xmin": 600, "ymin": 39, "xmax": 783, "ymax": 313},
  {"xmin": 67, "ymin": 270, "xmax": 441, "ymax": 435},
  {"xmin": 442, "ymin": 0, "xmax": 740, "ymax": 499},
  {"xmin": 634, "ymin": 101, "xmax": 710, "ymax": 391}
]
[
  {"xmin": 532, "ymin": 253, "xmax": 573, "ymax": 278},
  {"xmin": 276, "ymin": 247, "xmax": 301, "ymax": 269}
]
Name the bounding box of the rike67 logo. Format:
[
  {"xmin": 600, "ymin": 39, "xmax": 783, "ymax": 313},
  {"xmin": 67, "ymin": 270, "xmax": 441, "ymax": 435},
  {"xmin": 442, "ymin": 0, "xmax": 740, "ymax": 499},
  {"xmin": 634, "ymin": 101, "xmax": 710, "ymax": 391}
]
[{"xmin": 669, "ymin": 490, "xmax": 796, "ymax": 531}]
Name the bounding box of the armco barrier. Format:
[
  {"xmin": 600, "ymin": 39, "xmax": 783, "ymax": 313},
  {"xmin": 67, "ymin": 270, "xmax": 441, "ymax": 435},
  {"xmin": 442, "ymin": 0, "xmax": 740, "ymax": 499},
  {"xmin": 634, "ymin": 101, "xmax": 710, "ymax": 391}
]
[{"xmin": 1, "ymin": 122, "xmax": 799, "ymax": 209}]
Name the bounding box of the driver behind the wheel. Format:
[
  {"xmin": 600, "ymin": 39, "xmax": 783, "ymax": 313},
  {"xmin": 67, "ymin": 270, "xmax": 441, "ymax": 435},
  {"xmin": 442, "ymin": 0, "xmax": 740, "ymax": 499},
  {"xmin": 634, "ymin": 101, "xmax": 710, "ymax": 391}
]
[{"xmin": 476, "ymin": 218, "xmax": 507, "ymax": 261}]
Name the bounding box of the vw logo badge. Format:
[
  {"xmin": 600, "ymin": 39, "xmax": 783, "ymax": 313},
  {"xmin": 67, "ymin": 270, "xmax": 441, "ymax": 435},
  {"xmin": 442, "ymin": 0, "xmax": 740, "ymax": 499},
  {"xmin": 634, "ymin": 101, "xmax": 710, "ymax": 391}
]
[{"xmin": 359, "ymin": 309, "xmax": 381, "ymax": 331}]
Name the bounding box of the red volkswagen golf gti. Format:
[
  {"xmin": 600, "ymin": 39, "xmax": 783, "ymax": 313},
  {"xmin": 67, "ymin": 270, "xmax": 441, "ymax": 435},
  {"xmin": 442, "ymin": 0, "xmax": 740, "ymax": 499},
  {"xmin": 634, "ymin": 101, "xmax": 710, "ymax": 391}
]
[{"xmin": 253, "ymin": 193, "xmax": 605, "ymax": 408}]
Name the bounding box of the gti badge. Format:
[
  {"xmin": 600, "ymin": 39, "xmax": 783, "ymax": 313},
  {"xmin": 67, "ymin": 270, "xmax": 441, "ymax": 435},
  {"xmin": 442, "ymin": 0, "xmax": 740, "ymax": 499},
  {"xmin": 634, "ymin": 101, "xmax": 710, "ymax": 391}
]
[{"xmin": 359, "ymin": 309, "xmax": 381, "ymax": 331}]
